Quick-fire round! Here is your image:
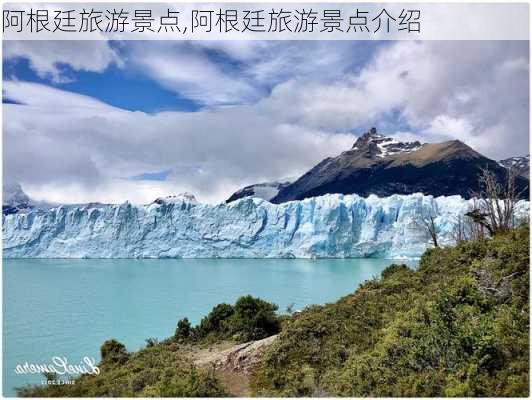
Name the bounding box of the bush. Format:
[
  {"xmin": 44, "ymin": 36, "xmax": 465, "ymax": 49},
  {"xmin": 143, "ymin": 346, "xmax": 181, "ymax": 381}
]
[
  {"xmin": 18, "ymin": 340, "xmax": 227, "ymax": 397},
  {"xmin": 100, "ymin": 339, "xmax": 129, "ymax": 364},
  {"xmin": 180, "ymin": 296, "xmax": 281, "ymax": 343},
  {"xmin": 230, "ymin": 295, "xmax": 280, "ymax": 341},
  {"xmin": 380, "ymin": 263, "xmax": 412, "ymax": 280},
  {"xmin": 251, "ymin": 225, "xmax": 529, "ymax": 397},
  {"xmin": 145, "ymin": 337, "xmax": 159, "ymax": 348},
  {"xmin": 175, "ymin": 318, "xmax": 191, "ymax": 340},
  {"xmin": 196, "ymin": 303, "xmax": 234, "ymax": 338}
]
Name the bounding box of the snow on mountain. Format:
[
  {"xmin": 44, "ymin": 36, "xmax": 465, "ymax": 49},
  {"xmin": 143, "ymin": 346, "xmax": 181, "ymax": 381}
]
[
  {"xmin": 272, "ymin": 128, "xmax": 529, "ymax": 203},
  {"xmin": 352, "ymin": 128, "xmax": 424, "ymax": 158},
  {"xmin": 226, "ymin": 179, "xmax": 293, "ymax": 203},
  {"xmin": 2, "ymin": 181, "xmax": 34, "ymax": 215},
  {"xmin": 2, "ymin": 181, "xmax": 56, "ymax": 215},
  {"xmin": 153, "ymin": 192, "xmax": 199, "ymax": 205},
  {"xmin": 499, "ymin": 155, "xmax": 529, "ymax": 177},
  {"xmin": 3, "ymin": 193, "xmax": 529, "ymax": 259},
  {"xmin": 3, "ymin": 182, "xmax": 31, "ymax": 206}
]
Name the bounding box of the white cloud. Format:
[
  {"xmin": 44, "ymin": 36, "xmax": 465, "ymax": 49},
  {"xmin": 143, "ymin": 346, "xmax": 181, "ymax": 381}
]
[
  {"xmin": 258, "ymin": 41, "xmax": 529, "ymax": 158},
  {"xmin": 3, "ymin": 41, "xmax": 528, "ymax": 205},
  {"xmin": 4, "ymin": 41, "xmax": 121, "ymax": 82},
  {"xmin": 126, "ymin": 42, "xmax": 261, "ymax": 106},
  {"xmin": 121, "ymin": 41, "xmax": 370, "ymax": 106},
  {"xmin": 3, "ymin": 81, "xmax": 353, "ymax": 204},
  {"xmin": 3, "ymin": 80, "xmax": 114, "ymax": 109}
]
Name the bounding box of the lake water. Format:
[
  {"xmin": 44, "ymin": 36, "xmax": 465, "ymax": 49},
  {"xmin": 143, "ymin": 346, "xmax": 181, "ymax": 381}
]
[{"xmin": 3, "ymin": 258, "xmax": 417, "ymax": 395}]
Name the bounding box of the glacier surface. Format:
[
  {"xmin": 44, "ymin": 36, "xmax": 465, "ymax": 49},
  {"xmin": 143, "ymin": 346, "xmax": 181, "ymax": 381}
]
[{"xmin": 2, "ymin": 193, "xmax": 529, "ymax": 259}]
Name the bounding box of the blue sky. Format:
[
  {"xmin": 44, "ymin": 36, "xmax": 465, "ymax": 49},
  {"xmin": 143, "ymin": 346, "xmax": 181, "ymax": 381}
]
[
  {"xmin": 3, "ymin": 45, "xmax": 199, "ymax": 112},
  {"xmin": 2, "ymin": 40, "xmax": 529, "ymax": 203},
  {"xmin": 3, "ymin": 41, "xmax": 386, "ymax": 113}
]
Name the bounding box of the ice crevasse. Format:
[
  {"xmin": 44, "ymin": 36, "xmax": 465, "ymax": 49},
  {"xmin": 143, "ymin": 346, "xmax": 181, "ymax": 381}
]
[{"xmin": 2, "ymin": 193, "xmax": 529, "ymax": 259}]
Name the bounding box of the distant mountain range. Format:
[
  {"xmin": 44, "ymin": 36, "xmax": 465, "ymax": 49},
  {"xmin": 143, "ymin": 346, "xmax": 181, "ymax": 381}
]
[
  {"xmin": 2, "ymin": 182, "xmax": 33, "ymax": 214},
  {"xmin": 2, "ymin": 182, "xmax": 55, "ymax": 215},
  {"xmin": 499, "ymin": 155, "xmax": 530, "ymax": 178},
  {"xmin": 228, "ymin": 128, "xmax": 530, "ymax": 203},
  {"xmin": 3, "ymin": 129, "xmax": 530, "ymax": 211},
  {"xmin": 226, "ymin": 179, "xmax": 293, "ymax": 203}
]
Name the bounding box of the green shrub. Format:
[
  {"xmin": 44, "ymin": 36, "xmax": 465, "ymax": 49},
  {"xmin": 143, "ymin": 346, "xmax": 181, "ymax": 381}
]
[
  {"xmin": 251, "ymin": 225, "xmax": 529, "ymax": 397},
  {"xmin": 196, "ymin": 303, "xmax": 234, "ymax": 338},
  {"xmin": 100, "ymin": 339, "xmax": 129, "ymax": 364},
  {"xmin": 229, "ymin": 295, "xmax": 280, "ymax": 341},
  {"xmin": 183, "ymin": 296, "xmax": 281, "ymax": 343},
  {"xmin": 175, "ymin": 317, "xmax": 192, "ymax": 340},
  {"xmin": 17, "ymin": 340, "xmax": 227, "ymax": 397},
  {"xmin": 380, "ymin": 263, "xmax": 412, "ymax": 280}
]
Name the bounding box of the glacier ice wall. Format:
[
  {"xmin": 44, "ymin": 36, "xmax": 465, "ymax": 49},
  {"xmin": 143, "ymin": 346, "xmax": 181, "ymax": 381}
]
[{"xmin": 2, "ymin": 193, "xmax": 529, "ymax": 259}]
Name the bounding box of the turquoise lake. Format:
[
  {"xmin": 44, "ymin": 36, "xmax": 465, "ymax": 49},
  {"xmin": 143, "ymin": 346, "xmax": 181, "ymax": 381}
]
[{"xmin": 3, "ymin": 258, "xmax": 417, "ymax": 395}]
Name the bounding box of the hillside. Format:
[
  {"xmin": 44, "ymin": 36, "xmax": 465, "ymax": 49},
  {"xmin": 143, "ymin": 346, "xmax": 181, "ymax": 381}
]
[
  {"xmin": 251, "ymin": 225, "xmax": 529, "ymax": 396},
  {"xmin": 226, "ymin": 179, "xmax": 293, "ymax": 203},
  {"xmin": 499, "ymin": 155, "xmax": 530, "ymax": 178},
  {"xmin": 270, "ymin": 128, "xmax": 529, "ymax": 203},
  {"xmin": 17, "ymin": 225, "xmax": 529, "ymax": 397},
  {"xmin": 2, "ymin": 182, "xmax": 33, "ymax": 215}
]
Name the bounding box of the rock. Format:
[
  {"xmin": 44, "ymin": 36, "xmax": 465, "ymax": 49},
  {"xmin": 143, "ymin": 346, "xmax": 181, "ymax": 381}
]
[
  {"xmin": 499, "ymin": 155, "xmax": 530, "ymax": 178},
  {"xmin": 271, "ymin": 128, "xmax": 529, "ymax": 203},
  {"xmin": 153, "ymin": 192, "xmax": 199, "ymax": 205},
  {"xmin": 195, "ymin": 335, "xmax": 278, "ymax": 373}
]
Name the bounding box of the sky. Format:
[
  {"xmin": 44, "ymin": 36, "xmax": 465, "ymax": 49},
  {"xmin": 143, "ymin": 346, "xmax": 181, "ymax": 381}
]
[{"xmin": 2, "ymin": 40, "xmax": 529, "ymax": 204}]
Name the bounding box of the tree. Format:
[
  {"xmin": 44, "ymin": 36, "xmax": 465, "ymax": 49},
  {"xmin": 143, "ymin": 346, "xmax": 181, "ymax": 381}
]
[
  {"xmin": 416, "ymin": 208, "xmax": 439, "ymax": 248},
  {"xmin": 285, "ymin": 303, "xmax": 295, "ymax": 315},
  {"xmin": 197, "ymin": 303, "xmax": 234, "ymax": 337},
  {"xmin": 452, "ymin": 201, "xmax": 489, "ymax": 244},
  {"xmin": 175, "ymin": 318, "xmax": 191, "ymax": 340},
  {"xmin": 467, "ymin": 167, "xmax": 527, "ymax": 235},
  {"xmin": 230, "ymin": 295, "xmax": 280, "ymax": 341},
  {"xmin": 100, "ymin": 339, "xmax": 129, "ymax": 364}
]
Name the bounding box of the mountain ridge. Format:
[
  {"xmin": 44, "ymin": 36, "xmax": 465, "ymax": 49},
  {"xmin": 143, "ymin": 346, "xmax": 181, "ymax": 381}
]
[
  {"xmin": 270, "ymin": 128, "xmax": 529, "ymax": 203},
  {"xmin": 499, "ymin": 155, "xmax": 530, "ymax": 177}
]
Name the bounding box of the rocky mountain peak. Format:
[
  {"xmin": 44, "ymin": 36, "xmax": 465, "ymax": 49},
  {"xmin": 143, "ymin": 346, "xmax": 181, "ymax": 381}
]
[
  {"xmin": 352, "ymin": 127, "xmax": 382, "ymax": 149},
  {"xmin": 499, "ymin": 155, "xmax": 530, "ymax": 177},
  {"xmin": 3, "ymin": 181, "xmax": 31, "ymax": 206},
  {"xmin": 153, "ymin": 192, "xmax": 199, "ymax": 205},
  {"xmin": 2, "ymin": 181, "xmax": 35, "ymax": 215},
  {"xmin": 351, "ymin": 127, "xmax": 423, "ymax": 158}
]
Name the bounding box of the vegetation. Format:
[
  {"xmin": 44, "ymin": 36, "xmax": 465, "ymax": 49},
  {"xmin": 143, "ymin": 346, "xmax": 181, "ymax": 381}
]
[
  {"xmin": 17, "ymin": 227, "xmax": 528, "ymax": 397},
  {"xmin": 16, "ymin": 338, "xmax": 226, "ymax": 397},
  {"xmin": 100, "ymin": 339, "xmax": 129, "ymax": 364},
  {"xmin": 176, "ymin": 295, "xmax": 281, "ymax": 343},
  {"xmin": 417, "ymin": 208, "xmax": 440, "ymax": 247},
  {"xmin": 466, "ymin": 166, "xmax": 528, "ymax": 237},
  {"xmin": 17, "ymin": 295, "xmax": 281, "ymax": 397},
  {"xmin": 251, "ymin": 225, "xmax": 529, "ymax": 397}
]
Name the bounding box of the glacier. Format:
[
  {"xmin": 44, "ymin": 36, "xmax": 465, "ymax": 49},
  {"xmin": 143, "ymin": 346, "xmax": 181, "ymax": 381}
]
[{"xmin": 2, "ymin": 193, "xmax": 529, "ymax": 259}]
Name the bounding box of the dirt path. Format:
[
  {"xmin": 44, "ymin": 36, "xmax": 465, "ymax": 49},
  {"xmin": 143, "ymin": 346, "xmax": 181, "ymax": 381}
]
[{"xmin": 193, "ymin": 335, "xmax": 278, "ymax": 396}]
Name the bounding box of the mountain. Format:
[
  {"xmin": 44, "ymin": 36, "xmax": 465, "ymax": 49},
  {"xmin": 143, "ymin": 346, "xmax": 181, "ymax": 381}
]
[
  {"xmin": 2, "ymin": 181, "xmax": 56, "ymax": 215},
  {"xmin": 271, "ymin": 128, "xmax": 529, "ymax": 203},
  {"xmin": 2, "ymin": 182, "xmax": 33, "ymax": 215},
  {"xmin": 499, "ymin": 155, "xmax": 530, "ymax": 178},
  {"xmin": 226, "ymin": 179, "xmax": 293, "ymax": 203},
  {"xmin": 3, "ymin": 192, "xmax": 529, "ymax": 259},
  {"xmin": 153, "ymin": 192, "xmax": 199, "ymax": 205}
]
